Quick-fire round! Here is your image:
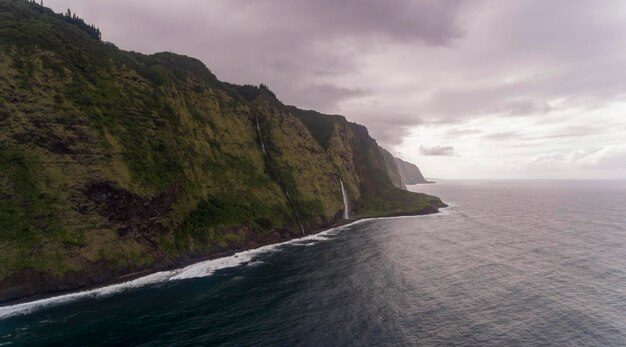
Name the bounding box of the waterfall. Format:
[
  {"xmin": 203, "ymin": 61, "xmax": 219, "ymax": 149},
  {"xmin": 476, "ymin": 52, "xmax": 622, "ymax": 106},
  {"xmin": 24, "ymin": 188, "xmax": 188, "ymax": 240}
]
[
  {"xmin": 339, "ymin": 179, "xmax": 349, "ymax": 219},
  {"xmin": 255, "ymin": 115, "xmax": 267, "ymax": 155}
]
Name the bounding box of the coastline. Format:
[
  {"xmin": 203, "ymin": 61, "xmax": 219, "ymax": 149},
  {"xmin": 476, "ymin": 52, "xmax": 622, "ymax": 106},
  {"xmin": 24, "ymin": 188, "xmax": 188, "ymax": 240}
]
[{"xmin": 0, "ymin": 206, "xmax": 447, "ymax": 318}]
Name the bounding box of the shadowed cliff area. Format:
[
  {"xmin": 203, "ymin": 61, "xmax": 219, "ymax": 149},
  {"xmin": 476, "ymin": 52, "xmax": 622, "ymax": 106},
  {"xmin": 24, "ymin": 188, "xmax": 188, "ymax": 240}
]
[
  {"xmin": 394, "ymin": 157, "xmax": 432, "ymax": 184},
  {"xmin": 0, "ymin": 0, "xmax": 444, "ymax": 303}
]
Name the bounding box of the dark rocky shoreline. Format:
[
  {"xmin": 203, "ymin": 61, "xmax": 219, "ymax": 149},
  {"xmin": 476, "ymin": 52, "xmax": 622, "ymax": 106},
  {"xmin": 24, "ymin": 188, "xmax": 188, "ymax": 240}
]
[{"xmin": 0, "ymin": 205, "xmax": 444, "ymax": 307}]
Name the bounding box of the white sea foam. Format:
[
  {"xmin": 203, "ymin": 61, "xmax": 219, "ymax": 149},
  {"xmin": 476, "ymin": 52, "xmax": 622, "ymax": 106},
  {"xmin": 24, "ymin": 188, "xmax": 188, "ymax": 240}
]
[
  {"xmin": 0, "ymin": 213, "xmax": 444, "ymax": 320},
  {"xmin": 170, "ymin": 245, "xmax": 272, "ymax": 280},
  {"xmin": 442, "ymin": 201, "xmax": 459, "ymax": 209},
  {"xmin": 247, "ymin": 260, "xmax": 265, "ymax": 267},
  {"xmin": 0, "ymin": 269, "xmax": 177, "ymax": 320},
  {"xmin": 435, "ymin": 205, "xmax": 456, "ymax": 217}
]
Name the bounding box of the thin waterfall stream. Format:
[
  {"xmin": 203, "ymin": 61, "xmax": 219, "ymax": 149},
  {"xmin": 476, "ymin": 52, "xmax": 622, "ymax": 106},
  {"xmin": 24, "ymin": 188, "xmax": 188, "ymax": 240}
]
[
  {"xmin": 255, "ymin": 115, "xmax": 267, "ymax": 155},
  {"xmin": 339, "ymin": 179, "xmax": 349, "ymax": 219}
]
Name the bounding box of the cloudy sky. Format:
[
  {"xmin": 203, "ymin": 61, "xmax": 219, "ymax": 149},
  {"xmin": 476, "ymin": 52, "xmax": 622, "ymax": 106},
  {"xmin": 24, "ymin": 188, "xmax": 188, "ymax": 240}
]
[{"xmin": 47, "ymin": 0, "xmax": 626, "ymax": 179}]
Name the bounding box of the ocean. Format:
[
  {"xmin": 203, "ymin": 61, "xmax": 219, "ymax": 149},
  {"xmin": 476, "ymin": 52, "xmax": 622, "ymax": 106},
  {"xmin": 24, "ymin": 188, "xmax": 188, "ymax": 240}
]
[{"xmin": 1, "ymin": 180, "xmax": 625, "ymax": 346}]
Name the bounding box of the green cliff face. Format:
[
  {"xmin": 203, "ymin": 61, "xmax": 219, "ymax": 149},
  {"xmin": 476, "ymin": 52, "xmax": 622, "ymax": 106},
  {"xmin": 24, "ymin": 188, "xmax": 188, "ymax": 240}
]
[
  {"xmin": 394, "ymin": 157, "xmax": 431, "ymax": 184},
  {"xmin": 379, "ymin": 147, "xmax": 406, "ymax": 190},
  {"xmin": 0, "ymin": 0, "xmax": 445, "ymax": 302}
]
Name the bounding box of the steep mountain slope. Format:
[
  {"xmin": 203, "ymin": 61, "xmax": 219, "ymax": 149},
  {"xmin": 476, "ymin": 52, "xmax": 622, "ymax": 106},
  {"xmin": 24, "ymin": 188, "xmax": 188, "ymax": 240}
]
[
  {"xmin": 0, "ymin": 0, "xmax": 444, "ymax": 302},
  {"xmin": 378, "ymin": 147, "xmax": 405, "ymax": 189},
  {"xmin": 394, "ymin": 157, "xmax": 432, "ymax": 184}
]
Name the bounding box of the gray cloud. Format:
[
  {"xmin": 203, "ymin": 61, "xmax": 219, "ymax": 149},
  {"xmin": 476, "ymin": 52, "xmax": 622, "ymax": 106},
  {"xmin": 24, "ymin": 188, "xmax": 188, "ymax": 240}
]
[
  {"xmin": 347, "ymin": 110, "xmax": 424, "ymax": 147},
  {"xmin": 483, "ymin": 125, "xmax": 605, "ymax": 143},
  {"xmin": 445, "ymin": 128, "xmax": 483, "ymax": 138},
  {"xmin": 523, "ymin": 126, "xmax": 604, "ymax": 141},
  {"xmin": 287, "ymin": 84, "xmax": 369, "ymax": 114},
  {"xmin": 395, "ymin": 0, "xmax": 626, "ymax": 125},
  {"xmin": 497, "ymin": 100, "xmax": 552, "ymax": 117},
  {"xmin": 581, "ymin": 146, "xmax": 626, "ymax": 169},
  {"xmin": 530, "ymin": 145, "xmax": 626, "ymax": 170},
  {"xmin": 420, "ymin": 145, "xmax": 456, "ymax": 156},
  {"xmin": 482, "ymin": 131, "xmax": 520, "ymax": 141},
  {"xmin": 370, "ymin": 125, "xmax": 412, "ymax": 147},
  {"xmin": 251, "ymin": 0, "xmax": 468, "ymax": 45}
]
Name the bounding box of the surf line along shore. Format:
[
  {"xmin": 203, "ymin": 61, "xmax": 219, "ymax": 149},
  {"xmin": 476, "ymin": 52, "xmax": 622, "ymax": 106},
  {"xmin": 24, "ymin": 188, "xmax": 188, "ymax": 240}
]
[{"xmin": 0, "ymin": 206, "xmax": 446, "ymax": 320}]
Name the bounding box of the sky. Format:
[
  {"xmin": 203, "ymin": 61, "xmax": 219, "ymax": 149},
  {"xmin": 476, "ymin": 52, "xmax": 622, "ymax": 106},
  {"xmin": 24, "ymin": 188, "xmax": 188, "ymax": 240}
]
[{"xmin": 46, "ymin": 0, "xmax": 626, "ymax": 179}]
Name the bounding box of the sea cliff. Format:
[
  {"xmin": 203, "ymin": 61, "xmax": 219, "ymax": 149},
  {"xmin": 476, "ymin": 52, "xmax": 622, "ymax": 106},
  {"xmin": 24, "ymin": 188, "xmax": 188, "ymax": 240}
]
[{"xmin": 0, "ymin": 0, "xmax": 444, "ymax": 303}]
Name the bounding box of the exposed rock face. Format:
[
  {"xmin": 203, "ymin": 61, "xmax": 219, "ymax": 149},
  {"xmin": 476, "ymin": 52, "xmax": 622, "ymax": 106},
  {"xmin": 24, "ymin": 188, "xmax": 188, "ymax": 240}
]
[
  {"xmin": 394, "ymin": 157, "xmax": 432, "ymax": 185},
  {"xmin": 0, "ymin": 0, "xmax": 445, "ymax": 302}
]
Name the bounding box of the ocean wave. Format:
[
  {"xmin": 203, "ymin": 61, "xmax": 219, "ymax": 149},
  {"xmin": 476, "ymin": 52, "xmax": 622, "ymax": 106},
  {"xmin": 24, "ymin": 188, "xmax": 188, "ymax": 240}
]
[
  {"xmin": 0, "ymin": 214, "xmax": 444, "ymax": 320},
  {"xmin": 0, "ymin": 221, "xmax": 351, "ymax": 319},
  {"xmin": 246, "ymin": 260, "xmax": 265, "ymax": 267},
  {"xmin": 0, "ymin": 270, "xmax": 177, "ymax": 320}
]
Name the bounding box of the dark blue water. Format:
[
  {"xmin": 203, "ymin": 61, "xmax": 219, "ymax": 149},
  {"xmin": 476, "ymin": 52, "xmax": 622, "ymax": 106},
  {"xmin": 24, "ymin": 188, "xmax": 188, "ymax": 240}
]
[{"xmin": 1, "ymin": 180, "xmax": 625, "ymax": 346}]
